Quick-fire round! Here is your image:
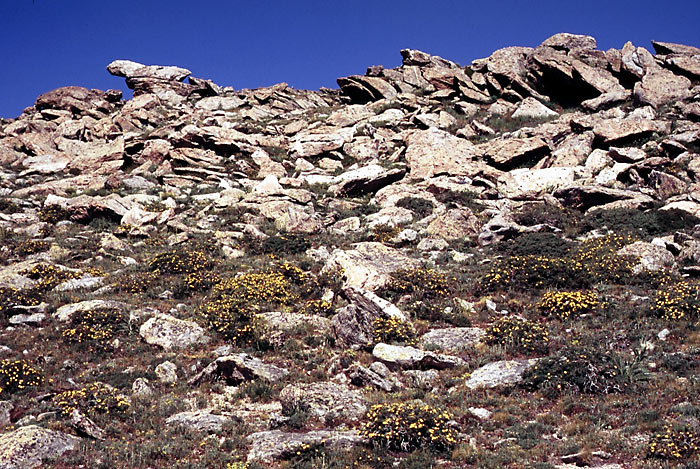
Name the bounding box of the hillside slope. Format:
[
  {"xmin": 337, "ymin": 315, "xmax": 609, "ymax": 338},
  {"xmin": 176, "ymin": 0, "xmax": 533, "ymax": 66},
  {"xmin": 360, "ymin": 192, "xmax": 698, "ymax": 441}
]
[{"xmin": 1, "ymin": 33, "xmax": 700, "ymax": 468}]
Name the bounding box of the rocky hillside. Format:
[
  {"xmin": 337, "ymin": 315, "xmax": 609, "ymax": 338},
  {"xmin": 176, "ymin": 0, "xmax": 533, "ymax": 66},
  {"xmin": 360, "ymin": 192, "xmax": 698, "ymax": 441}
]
[{"xmin": 1, "ymin": 32, "xmax": 700, "ymax": 468}]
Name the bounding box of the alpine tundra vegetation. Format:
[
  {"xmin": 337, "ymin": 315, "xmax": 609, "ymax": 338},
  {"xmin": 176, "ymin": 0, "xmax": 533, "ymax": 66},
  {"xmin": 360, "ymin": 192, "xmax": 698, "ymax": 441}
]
[{"xmin": 1, "ymin": 32, "xmax": 700, "ymax": 468}]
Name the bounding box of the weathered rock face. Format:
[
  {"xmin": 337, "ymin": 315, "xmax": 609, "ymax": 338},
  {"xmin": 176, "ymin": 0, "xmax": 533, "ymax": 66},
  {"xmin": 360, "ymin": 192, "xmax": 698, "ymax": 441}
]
[
  {"xmin": 165, "ymin": 410, "xmax": 229, "ymax": 433},
  {"xmin": 0, "ymin": 425, "xmax": 80, "ymax": 469},
  {"xmin": 404, "ymin": 128, "xmax": 481, "ymax": 180},
  {"xmin": 189, "ymin": 354, "xmax": 289, "ymax": 385},
  {"xmin": 331, "ymin": 287, "xmax": 407, "ymax": 347},
  {"xmin": 466, "ymin": 359, "xmax": 539, "ymax": 389},
  {"xmin": 419, "ymin": 327, "xmax": 485, "ymax": 352},
  {"xmin": 139, "ymin": 313, "xmax": 210, "ymax": 350},
  {"xmin": 279, "ymin": 382, "xmax": 367, "ymax": 423},
  {"xmin": 4, "ymin": 32, "xmax": 700, "ymax": 467},
  {"xmin": 246, "ymin": 430, "xmax": 364, "ymax": 463},
  {"xmin": 323, "ymin": 242, "xmax": 420, "ymax": 291},
  {"xmin": 372, "ymin": 343, "xmax": 465, "ymax": 369}
]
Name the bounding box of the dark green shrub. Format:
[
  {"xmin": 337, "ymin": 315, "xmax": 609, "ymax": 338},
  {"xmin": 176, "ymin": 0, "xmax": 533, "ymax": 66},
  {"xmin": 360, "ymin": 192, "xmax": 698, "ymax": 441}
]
[
  {"xmin": 581, "ymin": 208, "xmax": 700, "ymax": 239},
  {"xmin": 513, "ymin": 203, "xmax": 581, "ymax": 231},
  {"xmin": 521, "ymin": 346, "xmax": 626, "ymax": 397},
  {"xmin": 380, "ymin": 268, "xmax": 453, "ymax": 300},
  {"xmin": 483, "ymin": 234, "xmax": 634, "ymax": 291},
  {"xmin": 502, "ymin": 232, "xmax": 572, "ymax": 257},
  {"xmin": 0, "ymin": 198, "xmax": 20, "ymax": 214},
  {"xmin": 247, "ymin": 234, "xmax": 311, "ymax": 256},
  {"xmin": 433, "ymin": 189, "xmax": 481, "ymax": 210},
  {"xmin": 661, "ymin": 352, "xmax": 699, "ymax": 377},
  {"xmin": 38, "ymin": 205, "xmax": 72, "ymax": 224},
  {"xmin": 396, "ymin": 197, "xmax": 435, "ymax": 219}
]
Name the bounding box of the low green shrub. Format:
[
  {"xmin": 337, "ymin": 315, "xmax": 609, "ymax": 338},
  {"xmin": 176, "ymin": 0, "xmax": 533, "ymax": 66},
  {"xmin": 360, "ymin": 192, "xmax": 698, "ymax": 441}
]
[
  {"xmin": 647, "ymin": 422, "xmax": 699, "ymax": 460},
  {"xmin": 38, "ymin": 205, "xmax": 72, "ymax": 224},
  {"xmin": 380, "ymin": 268, "xmax": 453, "ymax": 300},
  {"xmin": 14, "ymin": 240, "xmax": 49, "ymax": 256},
  {"xmin": 396, "ymin": 197, "xmax": 435, "ymax": 219},
  {"xmin": 62, "ymin": 308, "xmax": 127, "ymax": 351},
  {"xmin": 148, "ymin": 249, "xmax": 209, "ymax": 274},
  {"xmin": 521, "ymin": 346, "xmax": 625, "ymax": 397},
  {"xmin": 361, "ymin": 402, "xmax": 458, "ymax": 452},
  {"xmin": 373, "ymin": 317, "xmax": 416, "ymax": 345},
  {"xmin": 201, "ymin": 295, "xmax": 267, "ymax": 346},
  {"xmin": 0, "ymin": 359, "xmax": 43, "ymax": 395},
  {"xmin": 650, "ymin": 280, "xmax": 700, "ymax": 321},
  {"xmin": 483, "ymin": 316, "xmax": 549, "ymax": 354},
  {"xmin": 581, "ymin": 208, "xmax": 700, "ymax": 239},
  {"xmin": 537, "ymin": 290, "xmax": 600, "ymax": 320},
  {"xmin": 483, "ymin": 234, "xmax": 635, "ymax": 291},
  {"xmin": 298, "ymin": 299, "xmax": 334, "ymax": 316},
  {"xmin": 53, "ymin": 382, "xmax": 130, "ymax": 417},
  {"xmin": 502, "ymin": 232, "xmax": 573, "ymax": 258}
]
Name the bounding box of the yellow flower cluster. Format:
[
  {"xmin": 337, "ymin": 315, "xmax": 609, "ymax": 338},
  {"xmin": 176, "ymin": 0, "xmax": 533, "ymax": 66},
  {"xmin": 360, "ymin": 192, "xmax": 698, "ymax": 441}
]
[
  {"xmin": 648, "ymin": 423, "xmax": 699, "ymax": 459},
  {"xmin": 538, "ymin": 290, "xmax": 599, "ymax": 320},
  {"xmin": 23, "ymin": 264, "xmax": 80, "ymax": 291},
  {"xmin": 53, "ymin": 382, "xmax": 130, "ymax": 417},
  {"xmin": 276, "ymin": 262, "xmax": 308, "ymax": 284},
  {"xmin": 38, "ymin": 204, "xmax": 71, "ymax": 224},
  {"xmin": 650, "ymin": 280, "xmax": 700, "ymax": 321},
  {"xmin": 112, "ymin": 270, "xmax": 160, "ymax": 294},
  {"xmin": 214, "ymin": 272, "xmax": 298, "ymax": 305},
  {"xmin": 225, "ymin": 463, "xmax": 249, "ymax": 469},
  {"xmin": 62, "ymin": 309, "xmax": 125, "ymax": 349},
  {"xmin": 14, "ymin": 239, "xmax": 49, "ymax": 255},
  {"xmin": 372, "ymin": 317, "xmax": 416, "ymax": 345},
  {"xmin": 182, "ymin": 270, "xmax": 221, "ymax": 294},
  {"xmin": 361, "ymin": 402, "xmax": 458, "ymax": 452},
  {"xmin": 371, "ymin": 224, "xmax": 401, "ymax": 243},
  {"xmin": 298, "ymin": 299, "xmax": 334, "ymax": 316},
  {"xmin": 383, "ymin": 268, "xmax": 453, "ymax": 299},
  {"xmin": 484, "ymin": 316, "xmax": 549, "ymax": 353},
  {"xmin": 0, "ymin": 359, "xmax": 43, "ymax": 395},
  {"xmin": 201, "ymin": 295, "xmax": 266, "ymax": 345},
  {"xmin": 0, "ymin": 287, "xmax": 40, "ymax": 316},
  {"xmin": 572, "ymin": 234, "xmax": 634, "ymax": 283},
  {"xmin": 484, "ymin": 234, "xmax": 634, "ymax": 290},
  {"xmin": 148, "ymin": 249, "xmax": 209, "ymax": 274},
  {"xmin": 483, "ymin": 255, "xmax": 571, "ymax": 290}
]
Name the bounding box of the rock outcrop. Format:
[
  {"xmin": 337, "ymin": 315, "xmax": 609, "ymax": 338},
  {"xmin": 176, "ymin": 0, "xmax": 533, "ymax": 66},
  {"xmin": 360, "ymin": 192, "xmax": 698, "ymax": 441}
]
[{"xmin": 1, "ymin": 32, "xmax": 699, "ymax": 467}]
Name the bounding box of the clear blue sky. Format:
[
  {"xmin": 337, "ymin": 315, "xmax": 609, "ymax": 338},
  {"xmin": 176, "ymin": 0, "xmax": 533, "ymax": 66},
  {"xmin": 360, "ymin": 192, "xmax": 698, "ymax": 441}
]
[{"xmin": 2, "ymin": 0, "xmax": 699, "ymax": 118}]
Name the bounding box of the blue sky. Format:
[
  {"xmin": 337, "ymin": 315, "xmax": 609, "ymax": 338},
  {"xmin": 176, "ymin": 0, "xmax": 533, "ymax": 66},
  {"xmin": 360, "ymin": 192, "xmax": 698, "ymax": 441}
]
[{"xmin": 1, "ymin": 0, "xmax": 699, "ymax": 118}]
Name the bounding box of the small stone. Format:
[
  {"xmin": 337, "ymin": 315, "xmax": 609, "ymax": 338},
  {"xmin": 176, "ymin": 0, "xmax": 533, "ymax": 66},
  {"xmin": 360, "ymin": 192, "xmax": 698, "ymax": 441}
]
[
  {"xmin": 466, "ymin": 359, "xmax": 539, "ymax": 389},
  {"xmin": 139, "ymin": 313, "xmax": 210, "ymax": 350},
  {"xmin": 468, "ymin": 407, "xmax": 492, "ymax": 420},
  {"xmin": 155, "ymin": 361, "xmax": 178, "ymax": 384},
  {"xmin": 132, "ymin": 378, "xmax": 153, "ymax": 398},
  {"xmin": 165, "ymin": 410, "xmax": 229, "ymax": 433}
]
